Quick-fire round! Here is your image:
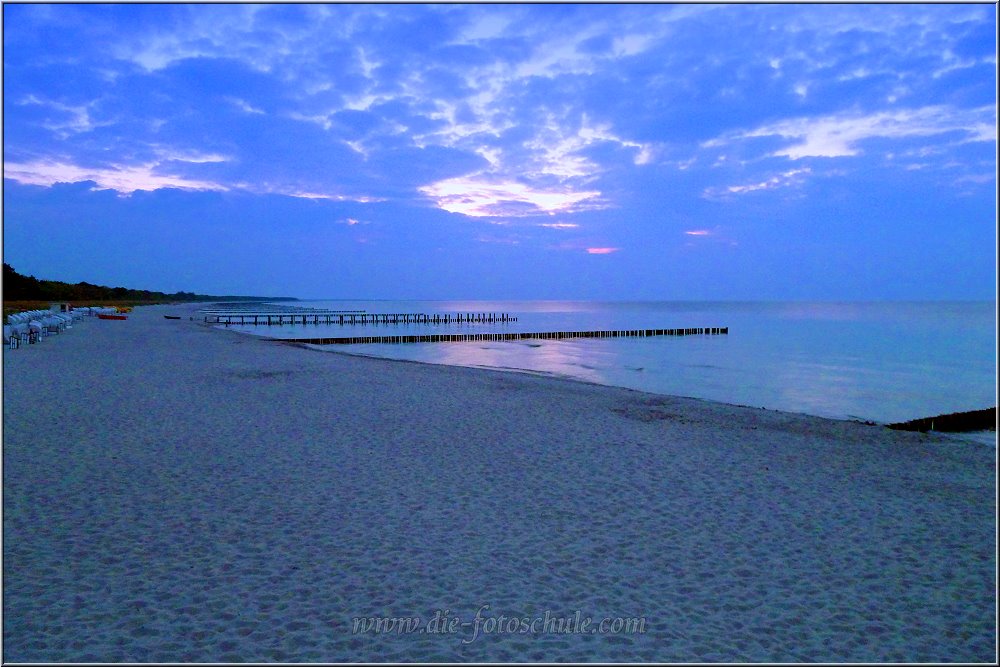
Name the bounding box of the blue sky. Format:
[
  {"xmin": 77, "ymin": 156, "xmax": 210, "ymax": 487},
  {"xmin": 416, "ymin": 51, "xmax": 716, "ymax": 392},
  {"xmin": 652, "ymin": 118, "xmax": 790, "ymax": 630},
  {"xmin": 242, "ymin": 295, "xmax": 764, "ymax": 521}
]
[{"xmin": 3, "ymin": 3, "xmax": 996, "ymax": 300}]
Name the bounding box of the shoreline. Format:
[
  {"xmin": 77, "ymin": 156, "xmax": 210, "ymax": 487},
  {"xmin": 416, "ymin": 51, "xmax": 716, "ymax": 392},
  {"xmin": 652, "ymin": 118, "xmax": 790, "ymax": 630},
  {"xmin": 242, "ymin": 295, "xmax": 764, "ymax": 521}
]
[
  {"xmin": 289, "ymin": 329, "xmax": 996, "ymax": 439},
  {"xmin": 3, "ymin": 302, "xmax": 996, "ymax": 661},
  {"xmin": 214, "ymin": 301, "xmax": 996, "ymax": 428}
]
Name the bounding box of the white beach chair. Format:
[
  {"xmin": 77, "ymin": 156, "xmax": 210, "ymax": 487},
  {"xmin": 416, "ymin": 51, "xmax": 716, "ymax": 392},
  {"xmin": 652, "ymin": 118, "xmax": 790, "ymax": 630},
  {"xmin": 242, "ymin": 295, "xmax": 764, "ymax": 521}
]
[
  {"xmin": 10, "ymin": 323, "xmax": 29, "ymax": 345},
  {"xmin": 51, "ymin": 315, "xmax": 69, "ymax": 332},
  {"xmin": 4, "ymin": 325, "xmax": 18, "ymax": 349},
  {"xmin": 26, "ymin": 321, "xmax": 42, "ymax": 343}
]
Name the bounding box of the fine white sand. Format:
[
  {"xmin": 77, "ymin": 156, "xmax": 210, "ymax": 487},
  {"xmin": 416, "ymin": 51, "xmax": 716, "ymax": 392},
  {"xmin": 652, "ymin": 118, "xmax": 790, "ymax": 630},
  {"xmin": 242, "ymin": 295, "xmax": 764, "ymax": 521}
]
[{"xmin": 3, "ymin": 303, "xmax": 996, "ymax": 662}]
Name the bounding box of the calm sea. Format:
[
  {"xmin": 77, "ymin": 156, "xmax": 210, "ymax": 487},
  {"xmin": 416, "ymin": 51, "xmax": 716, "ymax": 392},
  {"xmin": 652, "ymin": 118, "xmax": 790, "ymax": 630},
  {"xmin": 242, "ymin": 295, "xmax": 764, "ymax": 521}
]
[{"xmin": 225, "ymin": 300, "xmax": 996, "ymax": 427}]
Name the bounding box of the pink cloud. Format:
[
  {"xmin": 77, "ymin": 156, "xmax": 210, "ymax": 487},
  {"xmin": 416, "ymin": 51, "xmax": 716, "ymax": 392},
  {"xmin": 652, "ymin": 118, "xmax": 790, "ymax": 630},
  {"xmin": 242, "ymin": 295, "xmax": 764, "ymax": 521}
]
[
  {"xmin": 586, "ymin": 247, "xmax": 620, "ymax": 254},
  {"xmin": 3, "ymin": 157, "xmax": 385, "ymax": 203},
  {"xmin": 283, "ymin": 190, "xmax": 383, "ymax": 203},
  {"xmin": 3, "ymin": 159, "xmax": 227, "ymax": 194},
  {"xmin": 419, "ymin": 176, "xmax": 603, "ymax": 217},
  {"xmin": 685, "ymin": 229, "xmax": 711, "ymax": 236}
]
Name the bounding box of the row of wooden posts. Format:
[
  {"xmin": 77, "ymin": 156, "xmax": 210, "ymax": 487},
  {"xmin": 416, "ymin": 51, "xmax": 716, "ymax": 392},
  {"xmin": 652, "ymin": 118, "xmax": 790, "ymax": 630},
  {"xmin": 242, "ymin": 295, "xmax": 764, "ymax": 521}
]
[
  {"xmin": 206, "ymin": 312, "xmax": 517, "ymax": 326},
  {"xmin": 272, "ymin": 327, "xmax": 728, "ymax": 346}
]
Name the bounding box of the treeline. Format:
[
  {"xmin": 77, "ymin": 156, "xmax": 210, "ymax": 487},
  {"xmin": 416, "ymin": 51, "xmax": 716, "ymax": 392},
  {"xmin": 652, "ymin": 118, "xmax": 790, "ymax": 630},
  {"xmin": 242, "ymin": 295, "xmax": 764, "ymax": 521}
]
[{"xmin": 3, "ymin": 263, "xmax": 296, "ymax": 303}]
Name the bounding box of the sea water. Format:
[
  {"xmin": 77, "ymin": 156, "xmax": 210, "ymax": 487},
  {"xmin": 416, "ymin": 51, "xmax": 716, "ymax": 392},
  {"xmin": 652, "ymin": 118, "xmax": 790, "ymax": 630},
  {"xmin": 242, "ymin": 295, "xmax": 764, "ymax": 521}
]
[{"xmin": 225, "ymin": 300, "xmax": 996, "ymax": 426}]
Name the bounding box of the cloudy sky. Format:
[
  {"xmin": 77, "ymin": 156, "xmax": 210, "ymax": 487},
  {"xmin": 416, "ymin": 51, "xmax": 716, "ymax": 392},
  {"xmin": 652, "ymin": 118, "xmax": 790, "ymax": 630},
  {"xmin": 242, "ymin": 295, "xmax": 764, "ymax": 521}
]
[{"xmin": 3, "ymin": 3, "xmax": 996, "ymax": 299}]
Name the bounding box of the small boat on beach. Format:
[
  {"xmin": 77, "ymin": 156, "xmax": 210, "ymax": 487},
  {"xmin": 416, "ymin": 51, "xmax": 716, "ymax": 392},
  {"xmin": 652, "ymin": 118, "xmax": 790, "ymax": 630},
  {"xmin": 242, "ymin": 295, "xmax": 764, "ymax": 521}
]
[
  {"xmin": 97, "ymin": 313, "xmax": 127, "ymax": 320},
  {"xmin": 164, "ymin": 315, "xmax": 181, "ymax": 320}
]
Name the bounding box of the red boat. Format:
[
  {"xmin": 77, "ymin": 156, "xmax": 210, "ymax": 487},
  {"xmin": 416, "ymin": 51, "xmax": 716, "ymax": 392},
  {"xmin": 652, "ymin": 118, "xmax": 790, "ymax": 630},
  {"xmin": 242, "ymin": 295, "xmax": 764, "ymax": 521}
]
[{"xmin": 97, "ymin": 313, "xmax": 127, "ymax": 320}]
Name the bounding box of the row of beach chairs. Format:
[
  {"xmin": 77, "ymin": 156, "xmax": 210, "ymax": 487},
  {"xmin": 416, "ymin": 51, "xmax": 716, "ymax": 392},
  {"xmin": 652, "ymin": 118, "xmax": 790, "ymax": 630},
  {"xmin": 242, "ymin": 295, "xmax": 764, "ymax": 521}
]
[{"xmin": 3, "ymin": 306, "xmax": 117, "ymax": 349}]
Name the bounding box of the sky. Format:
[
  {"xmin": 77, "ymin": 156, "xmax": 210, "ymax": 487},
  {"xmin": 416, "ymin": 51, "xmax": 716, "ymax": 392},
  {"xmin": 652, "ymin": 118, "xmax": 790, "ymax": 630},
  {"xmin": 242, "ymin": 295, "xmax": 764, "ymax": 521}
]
[{"xmin": 2, "ymin": 2, "xmax": 996, "ymax": 300}]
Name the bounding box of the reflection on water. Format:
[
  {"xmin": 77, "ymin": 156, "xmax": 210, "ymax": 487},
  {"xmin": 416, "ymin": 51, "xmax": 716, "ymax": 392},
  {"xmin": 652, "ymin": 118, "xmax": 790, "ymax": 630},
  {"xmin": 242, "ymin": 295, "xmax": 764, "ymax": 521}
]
[
  {"xmin": 442, "ymin": 339, "xmax": 610, "ymax": 384},
  {"xmin": 231, "ymin": 300, "xmax": 995, "ymax": 424}
]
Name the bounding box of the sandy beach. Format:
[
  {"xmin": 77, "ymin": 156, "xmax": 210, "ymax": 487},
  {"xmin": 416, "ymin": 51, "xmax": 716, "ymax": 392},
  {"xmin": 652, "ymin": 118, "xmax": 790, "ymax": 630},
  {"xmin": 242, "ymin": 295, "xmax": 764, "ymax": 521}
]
[{"xmin": 2, "ymin": 303, "xmax": 995, "ymax": 662}]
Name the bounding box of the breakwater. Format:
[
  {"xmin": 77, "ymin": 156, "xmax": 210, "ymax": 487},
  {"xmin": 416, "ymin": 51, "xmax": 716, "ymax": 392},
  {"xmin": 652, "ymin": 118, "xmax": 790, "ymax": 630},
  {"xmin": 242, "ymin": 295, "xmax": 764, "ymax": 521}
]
[{"xmin": 272, "ymin": 327, "xmax": 728, "ymax": 345}]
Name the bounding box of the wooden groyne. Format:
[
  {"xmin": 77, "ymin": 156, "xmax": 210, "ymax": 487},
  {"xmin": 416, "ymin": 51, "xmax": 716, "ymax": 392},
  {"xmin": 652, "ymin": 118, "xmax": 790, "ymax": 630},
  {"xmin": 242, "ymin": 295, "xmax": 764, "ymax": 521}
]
[
  {"xmin": 270, "ymin": 327, "xmax": 727, "ymax": 345},
  {"xmin": 205, "ymin": 312, "xmax": 518, "ymax": 325},
  {"xmin": 887, "ymin": 407, "xmax": 996, "ymax": 433}
]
